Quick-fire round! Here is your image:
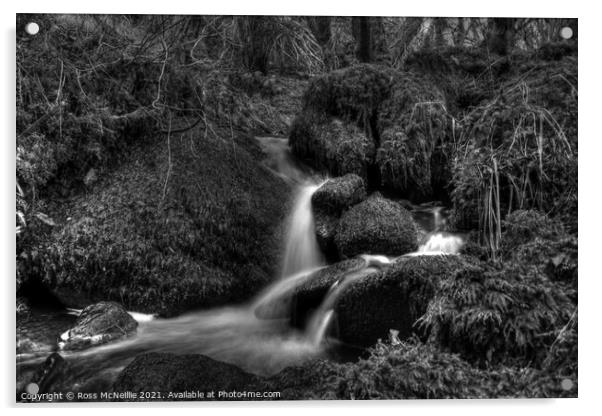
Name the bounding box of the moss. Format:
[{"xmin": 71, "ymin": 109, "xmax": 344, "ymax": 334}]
[
  {"xmin": 268, "ymin": 338, "xmax": 577, "ymax": 399},
  {"xmin": 335, "ymin": 195, "xmax": 418, "ymax": 258},
  {"xmin": 419, "ymin": 262, "xmax": 574, "ymax": 367},
  {"xmin": 313, "ymin": 210, "xmax": 340, "ymax": 261},
  {"xmin": 289, "ymin": 111, "xmax": 375, "ymax": 180},
  {"xmin": 333, "ymin": 255, "xmax": 482, "ymax": 347},
  {"xmin": 23, "ymin": 129, "xmax": 290, "ymax": 316},
  {"xmin": 292, "ymin": 64, "xmax": 453, "ymax": 201},
  {"xmin": 311, "ymin": 174, "xmax": 366, "ymax": 216},
  {"xmin": 113, "ymin": 353, "xmax": 265, "ymax": 399},
  {"xmin": 302, "ymin": 63, "xmax": 397, "ymax": 121}
]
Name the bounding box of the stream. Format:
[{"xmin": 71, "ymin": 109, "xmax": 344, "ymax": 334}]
[{"xmin": 17, "ymin": 136, "xmax": 463, "ymax": 393}]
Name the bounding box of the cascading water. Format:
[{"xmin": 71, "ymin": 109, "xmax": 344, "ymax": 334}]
[
  {"xmin": 280, "ymin": 181, "xmax": 326, "ymax": 279},
  {"xmin": 17, "ymin": 136, "xmax": 334, "ymax": 392},
  {"xmin": 17, "ymin": 136, "xmax": 467, "ymax": 393}
]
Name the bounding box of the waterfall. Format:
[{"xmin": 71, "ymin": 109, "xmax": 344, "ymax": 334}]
[{"xmin": 280, "ymin": 181, "xmax": 326, "ymax": 279}]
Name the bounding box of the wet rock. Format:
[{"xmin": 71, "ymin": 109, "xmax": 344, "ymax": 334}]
[
  {"xmin": 113, "ymin": 353, "xmax": 266, "ymax": 399},
  {"xmin": 312, "ymin": 174, "xmax": 366, "ymax": 216},
  {"xmin": 16, "ymin": 297, "xmax": 30, "ymax": 317},
  {"xmin": 291, "ymin": 258, "xmax": 367, "ymax": 327},
  {"xmin": 17, "ymin": 352, "xmax": 70, "ymax": 399},
  {"xmin": 332, "ymin": 255, "xmax": 483, "ymax": 347},
  {"xmin": 335, "ymin": 195, "xmax": 418, "ymax": 258},
  {"xmin": 59, "ymin": 301, "xmax": 137, "ymax": 350}
]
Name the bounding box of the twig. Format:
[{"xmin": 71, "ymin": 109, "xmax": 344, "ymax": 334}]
[{"xmin": 161, "ymin": 115, "xmax": 173, "ymax": 202}]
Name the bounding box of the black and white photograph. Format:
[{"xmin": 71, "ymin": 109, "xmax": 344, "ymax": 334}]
[{"xmin": 14, "ymin": 11, "xmax": 579, "ymax": 402}]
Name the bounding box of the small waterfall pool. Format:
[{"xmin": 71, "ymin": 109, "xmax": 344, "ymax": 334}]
[{"xmin": 17, "ymin": 136, "xmax": 465, "ymax": 393}]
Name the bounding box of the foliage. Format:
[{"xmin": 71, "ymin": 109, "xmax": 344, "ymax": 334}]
[
  {"xmin": 418, "ymin": 261, "xmax": 574, "ymax": 367},
  {"xmin": 450, "ymin": 53, "xmax": 577, "ymax": 253},
  {"xmin": 269, "ymin": 338, "xmax": 577, "ymax": 399}
]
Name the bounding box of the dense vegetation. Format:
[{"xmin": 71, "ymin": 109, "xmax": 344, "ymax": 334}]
[{"xmin": 17, "ymin": 15, "xmax": 577, "ymax": 399}]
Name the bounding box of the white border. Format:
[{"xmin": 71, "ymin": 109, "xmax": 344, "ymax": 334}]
[{"xmin": 2, "ymin": 1, "xmax": 599, "ymax": 415}]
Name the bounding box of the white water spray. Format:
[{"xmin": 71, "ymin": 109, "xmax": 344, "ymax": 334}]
[{"xmin": 418, "ymin": 233, "xmax": 464, "ymax": 254}]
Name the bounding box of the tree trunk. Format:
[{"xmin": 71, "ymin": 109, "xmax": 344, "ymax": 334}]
[
  {"xmin": 352, "ymin": 17, "xmax": 373, "ymax": 63},
  {"xmin": 487, "ymin": 18, "xmax": 516, "ymax": 55},
  {"xmin": 306, "ymin": 16, "xmax": 331, "ymax": 47},
  {"xmin": 351, "ymin": 17, "xmax": 388, "ymax": 63}
]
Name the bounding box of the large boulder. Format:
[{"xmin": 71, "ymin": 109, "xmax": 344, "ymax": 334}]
[
  {"xmin": 23, "ymin": 132, "xmax": 290, "ymax": 317},
  {"xmin": 312, "ymin": 174, "xmax": 367, "ymax": 215},
  {"xmin": 113, "ymin": 353, "xmax": 265, "ymax": 399},
  {"xmin": 332, "ymin": 255, "xmax": 483, "ymax": 347},
  {"xmin": 290, "ymin": 64, "xmax": 451, "ymax": 201},
  {"xmin": 335, "ymin": 195, "xmax": 418, "ymax": 258},
  {"xmin": 59, "ymin": 302, "xmax": 137, "ymax": 350}
]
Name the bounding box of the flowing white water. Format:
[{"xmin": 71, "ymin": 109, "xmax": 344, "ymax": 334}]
[
  {"xmin": 418, "ymin": 233, "xmax": 464, "ymax": 254},
  {"xmin": 280, "ymin": 181, "xmax": 326, "ymax": 279}
]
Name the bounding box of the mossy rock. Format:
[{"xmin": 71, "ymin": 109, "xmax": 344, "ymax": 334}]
[
  {"xmin": 113, "ymin": 353, "xmax": 265, "ymax": 399},
  {"xmin": 289, "ymin": 112, "xmax": 375, "ymax": 180},
  {"xmin": 302, "ymin": 63, "xmax": 397, "ymax": 119},
  {"xmin": 335, "ymin": 195, "xmax": 418, "ymax": 258},
  {"xmin": 27, "ymin": 129, "xmax": 290, "ymax": 317},
  {"xmin": 332, "ymin": 255, "xmax": 481, "ymax": 347},
  {"xmin": 312, "ymin": 174, "xmax": 366, "ymax": 215}
]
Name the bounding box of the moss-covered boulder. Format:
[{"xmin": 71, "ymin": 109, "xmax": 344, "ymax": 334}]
[
  {"xmin": 59, "ymin": 301, "xmax": 137, "ymax": 350},
  {"xmin": 290, "ymin": 64, "xmax": 451, "ymax": 201},
  {"xmin": 332, "ymin": 255, "xmax": 481, "ymax": 347},
  {"xmin": 335, "ymin": 195, "xmax": 418, "ymax": 258},
  {"xmin": 312, "ymin": 174, "xmax": 367, "ymax": 215},
  {"xmin": 289, "ymin": 112, "xmax": 375, "ymax": 180},
  {"xmin": 113, "ymin": 353, "xmax": 265, "ymax": 399},
  {"xmin": 23, "ymin": 130, "xmax": 290, "ymax": 316}
]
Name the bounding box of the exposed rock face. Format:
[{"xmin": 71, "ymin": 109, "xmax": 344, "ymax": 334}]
[
  {"xmin": 312, "ymin": 174, "xmax": 367, "ymax": 215},
  {"xmin": 59, "ymin": 301, "xmax": 137, "ymax": 350},
  {"xmin": 335, "ymin": 195, "xmax": 418, "ymax": 258},
  {"xmin": 113, "ymin": 353, "xmax": 265, "ymax": 399}
]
